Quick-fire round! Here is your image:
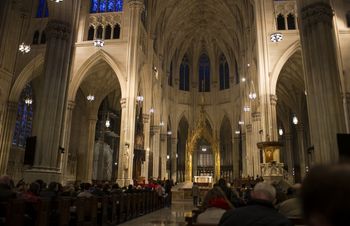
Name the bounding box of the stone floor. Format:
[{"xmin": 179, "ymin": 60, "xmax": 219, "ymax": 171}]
[{"xmin": 119, "ymin": 201, "xmax": 194, "ymax": 226}]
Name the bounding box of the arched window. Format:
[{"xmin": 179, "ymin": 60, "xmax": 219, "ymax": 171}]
[
  {"xmin": 168, "ymin": 61, "xmax": 173, "ymax": 86},
  {"xmin": 347, "ymin": 12, "xmax": 350, "ymax": 28},
  {"xmin": 96, "ymin": 25, "xmax": 103, "ymax": 39},
  {"xmin": 219, "ymin": 54, "xmax": 229, "ymax": 90},
  {"xmin": 277, "ymin": 14, "xmax": 286, "ymax": 30},
  {"xmin": 12, "ymin": 84, "xmax": 34, "ymax": 147},
  {"xmin": 87, "ymin": 26, "xmax": 95, "ymax": 40},
  {"xmin": 36, "ymin": 0, "xmax": 49, "ymax": 18},
  {"xmin": 235, "ymin": 59, "xmax": 239, "ymax": 84},
  {"xmin": 33, "ymin": 31, "xmax": 40, "ymax": 44},
  {"xmin": 90, "ymin": 0, "xmax": 123, "ymax": 13},
  {"xmin": 113, "ymin": 24, "xmax": 121, "ymax": 39},
  {"xmin": 40, "ymin": 31, "xmax": 46, "ymax": 44},
  {"xmin": 287, "ymin": 14, "xmax": 296, "ymax": 30},
  {"xmin": 198, "ymin": 54, "xmax": 210, "ymax": 92},
  {"xmin": 180, "ymin": 55, "xmax": 190, "ymax": 91},
  {"xmin": 105, "ymin": 24, "xmax": 112, "ymax": 39}
]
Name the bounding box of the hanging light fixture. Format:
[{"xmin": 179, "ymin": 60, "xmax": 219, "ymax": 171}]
[
  {"xmin": 136, "ymin": 95, "xmax": 144, "ymax": 102},
  {"xmin": 292, "ymin": 115, "xmax": 298, "ymax": 125},
  {"xmin": 201, "ymin": 147, "xmax": 207, "ymax": 152},
  {"xmin": 243, "ymin": 105, "xmax": 251, "ymax": 112},
  {"xmin": 279, "ymin": 128, "xmax": 284, "ymax": 136},
  {"xmin": 86, "ymin": 94, "xmax": 95, "ymax": 102},
  {"xmin": 176, "ymin": 153, "xmax": 178, "ymax": 158},
  {"xmin": 50, "ymin": 0, "xmax": 63, "ymax": 2},
  {"xmin": 167, "ymin": 131, "xmax": 172, "ymax": 135},
  {"xmin": 235, "ymin": 130, "xmax": 241, "ymax": 135},
  {"xmin": 19, "ymin": 42, "xmax": 31, "ymax": 54},
  {"xmin": 159, "ymin": 121, "xmax": 164, "ymax": 126},
  {"xmin": 270, "ymin": 32, "xmax": 283, "ymax": 43},
  {"xmin": 94, "ymin": 39, "xmax": 104, "ymax": 47},
  {"xmin": 149, "ymin": 108, "xmax": 155, "ymax": 114},
  {"xmin": 24, "ymin": 96, "xmax": 33, "ymax": 105},
  {"xmin": 238, "ymin": 120, "xmax": 244, "ymax": 125},
  {"xmin": 167, "ymin": 155, "xmax": 170, "ymax": 160},
  {"xmin": 248, "ymin": 92, "xmax": 257, "ymax": 100},
  {"xmin": 105, "ymin": 112, "xmax": 111, "ymax": 128},
  {"xmin": 241, "ymin": 77, "xmax": 246, "ymax": 82}
]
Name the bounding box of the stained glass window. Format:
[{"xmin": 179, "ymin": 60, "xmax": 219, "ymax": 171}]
[
  {"xmin": 219, "ymin": 54, "xmax": 229, "ymax": 90},
  {"xmin": 168, "ymin": 61, "xmax": 173, "ymax": 86},
  {"xmin": 36, "ymin": 0, "xmax": 49, "ymax": 18},
  {"xmin": 198, "ymin": 54, "xmax": 210, "ymax": 92},
  {"xmin": 180, "ymin": 55, "xmax": 190, "ymax": 91},
  {"xmin": 90, "ymin": 0, "xmax": 123, "ymax": 13},
  {"xmin": 12, "ymin": 84, "xmax": 34, "ymax": 148}
]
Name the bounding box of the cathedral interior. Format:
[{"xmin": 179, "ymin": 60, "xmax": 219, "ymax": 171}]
[{"xmin": 0, "ymin": 0, "xmax": 350, "ymax": 187}]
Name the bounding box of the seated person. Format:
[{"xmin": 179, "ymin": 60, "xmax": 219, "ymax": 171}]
[
  {"xmin": 301, "ymin": 164, "xmax": 350, "ymax": 226},
  {"xmin": 219, "ymin": 182, "xmax": 292, "ymax": 226},
  {"xmin": 277, "ymin": 183, "xmax": 302, "ymax": 218},
  {"xmin": 77, "ymin": 183, "xmax": 93, "ymax": 198},
  {"xmin": 197, "ymin": 186, "xmax": 233, "ymax": 224}
]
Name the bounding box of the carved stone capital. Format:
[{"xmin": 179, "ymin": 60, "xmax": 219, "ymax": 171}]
[
  {"xmin": 120, "ymin": 98, "xmax": 127, "ymax": 108},
  {"xmin": 301, "ymin": 2, "xmax": 333, "ymax": 29},
  {"xmin": 252, "ymin": 112, "xmax": 261, "ymax": 122},
  {"xmin": 246, "ymin": 124, "xmax": 252, "ymax": 133},
  {"xmin": 171, "ymin": 137, "xmax": 178, "ymax": 144},
  {"xmin": 127, "ymin": 0, "xmax": 145, "ymax": 10},
  {"xmin": 270, "ymin": 95, "xmax": 278, "ymax": 106},
  {"xmin": 67, "ymin": 101, "xmax": 76, "ymax": 111},
  {"xmin": 150, "ymin": 125, "xmax": 160, "ymax": 135},
  {"xmin": 46, "ymin": 20, "xmax": 71, "ymax": 41},
  {"xmin": 160, "ymin": 134, "xmax": 167, "ymax": 141},
  {"xmin": 142, "ymin": 114, "xmax": 150, "ymax": 123}
]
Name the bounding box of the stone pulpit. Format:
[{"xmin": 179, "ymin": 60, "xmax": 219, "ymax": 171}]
[{"xmin": 257, "ymin": 141, "xmax": 284, "ymax": 183}]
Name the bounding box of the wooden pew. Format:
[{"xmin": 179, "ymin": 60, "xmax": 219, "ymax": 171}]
[
  {"xmin": 2, "ymin": 199, "xmax": 25, "ymax": 226},
  {"xmin": 56, "ymin": 197, "xmax": 71, "ymax": 226},
  {"xmin": 288, "ymin": 217, "xmax": 306, "ymax": 226},
  {"xmin": 35, "ymin": 198, "xmax": 51, "ymax": 226}
]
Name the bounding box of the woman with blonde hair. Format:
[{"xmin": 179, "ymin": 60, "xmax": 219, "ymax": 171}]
[{"xmin": 197, "ymin": 186, "xmax": 234, "ymax": 224}]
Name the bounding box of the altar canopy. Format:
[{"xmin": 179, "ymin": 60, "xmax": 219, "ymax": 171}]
[{"xmin": 185, "ymin": 107, "xmax": 220, "ymax": 182}]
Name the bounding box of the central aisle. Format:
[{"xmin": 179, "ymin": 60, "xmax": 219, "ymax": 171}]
[{"xmin": 119, "ymin": 201, "xmax": 193, "ymax": 226}]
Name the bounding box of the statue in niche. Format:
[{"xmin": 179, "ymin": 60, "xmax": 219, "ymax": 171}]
[{"xmin": 265, "ymin": 149, "xmax": 274, "ymax": 163}]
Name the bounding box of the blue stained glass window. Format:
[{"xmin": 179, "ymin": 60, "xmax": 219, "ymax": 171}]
[
  {"xmin": 100, "ymin": 0, "xmax": 107, "ymax": 12},
  {"xmin": 199, "ymin": 54, "xmax": 210, "ymax": 92},
  {"xmin": 12, "ymin": 84, "xmax": 34, "ymax": 148},
  {"xmin": 91, "ymin": 0, "xmax": 123, "ymax": 13},
  {"xmin": 36, "ymin": 0, "xmax": 49, "ymax": 18},
  {"xmin": 180, "ymin": 55, "xmax": 190, "ymax": 91}
]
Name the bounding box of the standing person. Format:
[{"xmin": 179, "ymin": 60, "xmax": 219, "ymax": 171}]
[{"xmin": 192, "ymin": 182, "xmax": 200, "ymax": 207}]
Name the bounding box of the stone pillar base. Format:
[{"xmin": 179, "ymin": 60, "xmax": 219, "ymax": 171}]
[{"xmin": 23, "ymin": 168, "xmax": 61, "ymax": 183}]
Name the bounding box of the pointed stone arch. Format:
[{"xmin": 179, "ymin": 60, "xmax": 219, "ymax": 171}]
[
  {"xmin": 68, "ymin": 50, "xmax": 126, "ymax": 102},
  {"xmin": 9, "ymin": 54, "xmax": 44, "ymax": 103},
  {"xmin": 270, "ymin": 41, "xmax": 301, "ymax": 95}
]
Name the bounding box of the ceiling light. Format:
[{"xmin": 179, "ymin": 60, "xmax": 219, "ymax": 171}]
[
  {"xmin": 167, "ymin": 131, "xmax": 172, "ymax": 135},
  {"xmin": 270, "ymin": 32, "xmax": 283, "ymax": 43},
  {"xmin": 235, "ymin": 130, "xmax": 241, "ymax": 135},
  {"xmin": 238, "ymin": 121, "xmax": 244, "ymax": 125},
  {"xmin": 105, "ymin": 119, "xmax": 111, "ymax": 128},
  {"xmin": 24, "ymin": 97, "xmax": 33, "ymax": 105},
  {"xmin": 136, "ymin": 96, "xmax": 144, "ymax": 102},
  {"xmin": 149, "ymin": 108, "xmax": 155, "ymax": 114},
  {"xmin": 201, "ymin": 147, "xmax": 207, "ymax": 152},
  {"xmin": 241, "ymin": 77, "xmax": 246, "ymax": 82},
  {"xmin": 167, "ymin": 155, "xmax": 170, "ymax": 160},
  {"xmin": 248, "ymin": 92, "xmax": 257, "ymax": 100},
  {"xmin": 160, "ymin": 121, "xmax": 164, "ymax": 126}
]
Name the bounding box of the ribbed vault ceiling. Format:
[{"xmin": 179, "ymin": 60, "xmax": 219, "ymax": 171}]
[{"xmin": 151, "ymin": 0, "xmax": 255, "ymax": 65}]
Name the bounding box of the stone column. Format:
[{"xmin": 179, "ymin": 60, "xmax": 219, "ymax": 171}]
[
  {"xmin": 24, "ymin": 20, "xmax": 72, "ymax": 182},
  {"xmin": 252, "ymin": 112, "xmax": 262, "ymax": 177},
  {"xmin": 150, "ymin": 125, "xmax": 160, "ymax": 179},
  {"xmin": 141, "ymin": 113, "xmax": 150, "ymax": 182},
  {"xmin": 117, "ymin": 98, "xmax": 128, "ymax": 186},
  {"xmin": 82, "ymin": 115, "xmax": 97, "ymax": 183},
  {"xmin": 233, "ymin": 135, "xmax": 240, "ymax": 179},
  {"xmin": 241, "ymin": 133, "xmax": 247, "ymax": 177},
  {"xmin": 61, "ymin": 101, "xmax": 75, "ymax": 182},
  {"xmin": 296, "ymin": 125, "xmax": 306, "ymax": 178},
  {"xmin": 297, "ymin": 1, "xmax": 346, "ymax": 162},
  {"xmin": 284, "ymin": 133, "xmax": 294, "ymax": 174},
  {"xmin": 0, "ymin": 101, "xmax": 18, "ymax": 175},
  {"xmin": 245, "ymin": 125, "xmax": 253, "ymax": 177},
  {"xmin": 171, "ymin": 137, "xmax": 177, "ymax": 182},
  {"xmin": 270, "ymin": 95, "xmax": 278, "ymax": 141},
  {"xmin": 160, "ymin": 133, "xmax": 167, "ymax": 179}
]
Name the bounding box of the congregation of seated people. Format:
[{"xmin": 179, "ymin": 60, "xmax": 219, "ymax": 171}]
[
  {"xmin": 188, "ymin": 164, "xmax": 350, "ymax": 226},
  {"xmin": 0, "ymin": 177, "xmax": 173, "ymax": 226}
]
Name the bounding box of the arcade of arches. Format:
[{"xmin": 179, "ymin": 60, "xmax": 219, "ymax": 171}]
[{"xmin": 0, "ymin": 0, "xmax": 350, "ymax": 186}]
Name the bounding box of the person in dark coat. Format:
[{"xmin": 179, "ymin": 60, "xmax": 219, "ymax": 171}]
[{"xmin": 219, "ymin": 182, "xmax": 292, "ymax": 226}]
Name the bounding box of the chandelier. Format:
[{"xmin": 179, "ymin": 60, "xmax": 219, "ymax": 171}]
[
  {"xmin": 24, "ymin": 96, "xmax": 33, "ymax": 105},
  {"xmin": 270, "ymin": 32, "xmax": 283, "ymax": 43},
  {"xmin": 86, "ymin": 94, "xmax": 95, "ymax": 102},
  {"xmin": 243, "ymin": 105, "xmax": 251, "ymax": 112},
  {"xmin": 19, "ymin": 42, "xmax": 31, "ymax": 54},
  {"xmin": 93, "ymin": 39, "xmax": 104, "ymax": 47}
]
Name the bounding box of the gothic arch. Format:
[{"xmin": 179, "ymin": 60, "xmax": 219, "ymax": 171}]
[
  {"xmin": 68, "ymin": 50, "xmax": 126, "ymax": 102},
  {"xmin": 270, "ymin": 41, "xmax": 301, "ymax": 95},
  {"xmin": 9, "ymin": 54, "xmax": 44, "ymax": 103}
]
